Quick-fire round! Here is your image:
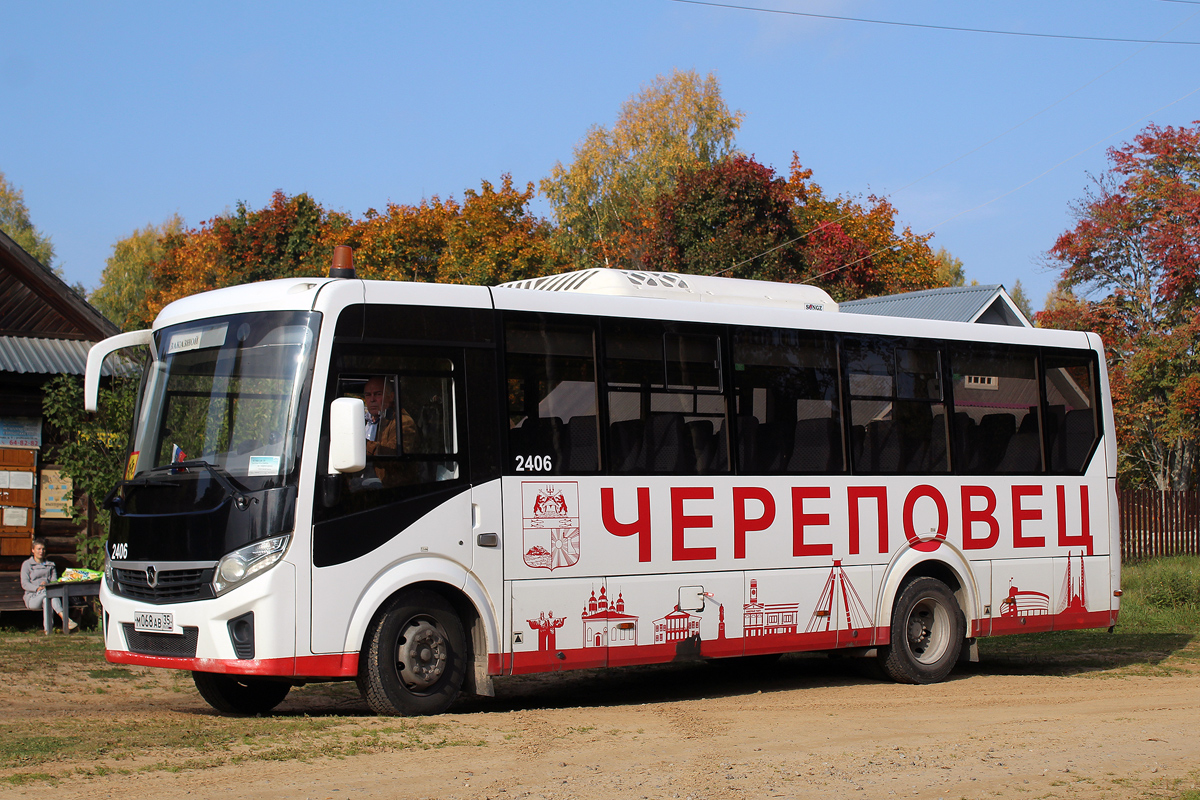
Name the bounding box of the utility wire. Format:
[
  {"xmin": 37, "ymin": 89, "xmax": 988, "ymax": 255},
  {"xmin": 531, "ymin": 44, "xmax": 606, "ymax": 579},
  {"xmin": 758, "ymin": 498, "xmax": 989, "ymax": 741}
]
[
  {"xmin": 706, "ymin": 3, "xmax": 1200, "ymax": 279},
  {"xmin": 804, "ymin": 81, "xmax": 1200, "ymax": 285},
  {"xmin": 668, "ymin": 0, "xmax": 1200, "ymax": 45}
]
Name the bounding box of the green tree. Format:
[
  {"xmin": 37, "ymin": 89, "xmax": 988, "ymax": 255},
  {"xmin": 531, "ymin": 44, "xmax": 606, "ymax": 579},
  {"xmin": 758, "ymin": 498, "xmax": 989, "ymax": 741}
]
[
  {"xmin": 541, "ymin": 69, "xmax": 743, "ymax": 269},
  {"xmin": 42, "ymin": 374, "xmax": 141, "ymax": 569},
  {"xmin": 933, "ymin": 247, "xmax": 965, "ymax": 287},
  {"xmin": 1040, "ymin": 121, "xmax": 1200, "ymax": 490},
  {"xmin": 91, "ymin": 215, "xmax": 184, "ymax": 331},
  {"xmin": 0, "ymin": 170, "xmax": 56, "ymax": 268},
  {"xmin": 1009, "ymin": 279, "xmax": 1033, "ymax": 321}
]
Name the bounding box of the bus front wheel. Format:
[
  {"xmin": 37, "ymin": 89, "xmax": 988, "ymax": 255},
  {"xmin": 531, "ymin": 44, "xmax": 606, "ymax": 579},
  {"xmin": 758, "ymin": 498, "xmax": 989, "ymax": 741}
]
[
  {"xmin": 193, "ymin": 672, "xmax": 291, "ymax": 715},
  {"xmin": 358, "ymin": 589, "xmax": 467, "ymax": 716},
  {"xmin": 879, "ymin": 577, "xmax": 964, "ymax": 685}
]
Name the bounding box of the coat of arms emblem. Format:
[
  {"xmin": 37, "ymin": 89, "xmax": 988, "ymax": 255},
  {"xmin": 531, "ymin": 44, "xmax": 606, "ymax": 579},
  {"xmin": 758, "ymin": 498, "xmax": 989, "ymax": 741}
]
[{"xmin": 522, "ymin": 482, "xmax": 580, "ymax": 570}]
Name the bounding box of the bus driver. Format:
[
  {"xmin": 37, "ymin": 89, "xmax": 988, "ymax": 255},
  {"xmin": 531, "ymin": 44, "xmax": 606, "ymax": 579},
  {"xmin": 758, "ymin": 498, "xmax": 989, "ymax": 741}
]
[{"xmin": 362, "ymin": 375, "xmax": 418, "ymax": 487}]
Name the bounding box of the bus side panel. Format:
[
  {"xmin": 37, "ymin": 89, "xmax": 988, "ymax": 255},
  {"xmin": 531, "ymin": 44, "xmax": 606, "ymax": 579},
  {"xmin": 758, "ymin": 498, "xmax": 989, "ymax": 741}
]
[
  {"xmin": 604, "ymin": 571, "xmax": 744, "ymax": 666},
  {"xmin": 310, "ymin": 492, "xmax": 474, "ymax": 655},
  {"xmin": 990, "ymin": 558, "xmax": 1055, "ymax": 635},
  {"xmin": 508, "ymin": 577, "xmax": 609, "ymax": 674},
  {"xmin": 1051, "ymin": 554, "xmax": 1114, "ymax": 631}
]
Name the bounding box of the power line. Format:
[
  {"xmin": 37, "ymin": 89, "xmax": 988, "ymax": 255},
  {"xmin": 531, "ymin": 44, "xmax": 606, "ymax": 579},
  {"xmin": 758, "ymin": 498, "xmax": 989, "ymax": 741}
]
[
  {"xmin": 668, "ymin": 0, "xmax": 1200, "ymax": 45},
  {"xmin": 797, "ymin": 81, "xmax": 1200, "ymax": 286}
]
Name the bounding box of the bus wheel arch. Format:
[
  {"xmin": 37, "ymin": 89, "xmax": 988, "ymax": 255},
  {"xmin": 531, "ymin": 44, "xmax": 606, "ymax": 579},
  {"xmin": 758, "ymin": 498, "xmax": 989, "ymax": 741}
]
[
  {"xmin": 876, "ymin": 549, "xmax": 978, "ymax": 642},
  {"xmin": 357, "ymin": 584, "xmax": 470, "ymax": 716}
]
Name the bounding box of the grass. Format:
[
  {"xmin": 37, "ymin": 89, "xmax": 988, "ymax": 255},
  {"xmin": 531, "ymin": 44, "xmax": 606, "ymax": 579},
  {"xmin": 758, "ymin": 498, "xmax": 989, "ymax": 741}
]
[
  {"xmin": 0, "ymin": 706, "xmax": 483, "ymax": 785},
  {"xmin": 979, "ymin": 555, "xmax": 1200, "ymax": 674},
  {"xmin": 1, "ymin": 556, "xmax": 1197, "ymax": 785},
  {"xmin": 0, "ymin": 629, "xmax": 485, "ymax": 785}
]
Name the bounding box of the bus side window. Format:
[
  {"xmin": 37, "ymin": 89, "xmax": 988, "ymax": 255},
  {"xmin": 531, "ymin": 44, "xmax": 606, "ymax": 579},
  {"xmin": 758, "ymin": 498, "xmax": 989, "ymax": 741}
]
[
  {"xmin": 845, "ymin": 338, "xmax": 949, "ymax": 475},
  {"xmin": 1042, "ymin": 351, "xmax": 1099, "ymax": 473},
  {"xmin": 604, "ymin": 320, "xmax": 728, "ymax": 476},
  {"xmin": 731, "ymin": 327, "xmax": 843, "ymax": 474},
  {"xmin": 949, "ymin": 345, "xmax": 1043, "ymax": 474},
  {"xmin": 894, "ymin": 347, "xmax": 949, "ymax": 474},
  {"xmin": 504, "ymin": 314, "xmax": 599, "ymax": 475}
]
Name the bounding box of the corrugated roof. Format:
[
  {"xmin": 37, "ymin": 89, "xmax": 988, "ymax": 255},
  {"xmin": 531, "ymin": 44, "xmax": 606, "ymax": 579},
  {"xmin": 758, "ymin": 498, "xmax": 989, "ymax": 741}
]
[
  {"xmin": 0, "ymin": 336, "xmax": 135, "ymax": 377},
  {"xmin": 839, "ymin": 284, "xmax": 1029, "ymax": 327}
]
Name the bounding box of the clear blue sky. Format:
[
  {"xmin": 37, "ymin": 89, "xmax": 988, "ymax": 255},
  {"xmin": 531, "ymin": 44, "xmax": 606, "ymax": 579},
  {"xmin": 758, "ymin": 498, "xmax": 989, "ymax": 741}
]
[{"xmin": 4, "ymin": 1, "xmax": 1199, "ymax": 313}]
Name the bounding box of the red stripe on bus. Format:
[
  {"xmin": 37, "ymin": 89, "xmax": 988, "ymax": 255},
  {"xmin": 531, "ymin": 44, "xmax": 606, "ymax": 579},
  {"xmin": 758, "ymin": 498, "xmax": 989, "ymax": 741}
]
[{"xmin": 105, "ymin": 650, "xmax": 359, "ymax": 678}]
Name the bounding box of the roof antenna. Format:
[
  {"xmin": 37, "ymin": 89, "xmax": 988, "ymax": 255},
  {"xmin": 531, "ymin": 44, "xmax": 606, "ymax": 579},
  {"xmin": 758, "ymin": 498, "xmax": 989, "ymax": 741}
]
[{"xmin": 329, "ymin": 245, "xmax": 355, "ymax": 279}]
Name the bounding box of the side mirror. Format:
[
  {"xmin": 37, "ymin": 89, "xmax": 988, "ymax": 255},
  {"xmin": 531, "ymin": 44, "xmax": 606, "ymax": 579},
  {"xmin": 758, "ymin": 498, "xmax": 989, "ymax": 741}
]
[
  {"xmin": 86, "ymin": 329, "xmax": 154, "ymax": 411},
  {"xmin": 328, "ymin": 397, "xmax": 366, "ymax": 474}
]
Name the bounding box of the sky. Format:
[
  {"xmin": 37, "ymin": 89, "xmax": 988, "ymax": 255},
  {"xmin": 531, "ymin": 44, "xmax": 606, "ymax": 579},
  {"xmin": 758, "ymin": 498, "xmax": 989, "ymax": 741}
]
[{"xmin": 4, "ymin": 1, "xmax": 1199, "ymax": 314}]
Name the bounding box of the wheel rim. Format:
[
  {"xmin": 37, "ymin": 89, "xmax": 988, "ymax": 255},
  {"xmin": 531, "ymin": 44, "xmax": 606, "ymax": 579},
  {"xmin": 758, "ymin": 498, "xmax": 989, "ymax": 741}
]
[
  {"xmin": 396, "ymin": 616, "xmax": 449, "ymax": 693},
  {"xmin": 905, "ymin": 596, "xmax": 951, "ymax": 664}
]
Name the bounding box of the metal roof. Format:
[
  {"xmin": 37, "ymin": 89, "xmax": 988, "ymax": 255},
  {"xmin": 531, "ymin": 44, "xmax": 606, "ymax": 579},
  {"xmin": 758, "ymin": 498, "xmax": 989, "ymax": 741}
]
[
  {"xmin": 0, "ymin": 336, "xmax": 134, "ymax": 377},
  {"xmin": 838, "ymin": 284, "xmax": 1030, "ymax": 327}
]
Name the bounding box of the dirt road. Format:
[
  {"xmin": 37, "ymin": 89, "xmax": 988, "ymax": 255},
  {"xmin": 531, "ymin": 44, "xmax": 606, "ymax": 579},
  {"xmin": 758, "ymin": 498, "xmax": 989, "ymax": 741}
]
[{"xmin": 4, "ymin": 644, "xmax": 1199, "ymax": 800}]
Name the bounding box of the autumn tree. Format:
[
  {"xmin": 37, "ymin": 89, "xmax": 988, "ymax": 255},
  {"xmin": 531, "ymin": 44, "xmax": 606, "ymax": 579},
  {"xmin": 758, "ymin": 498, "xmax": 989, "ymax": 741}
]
[
  {"xmin": 123, "ymin": 178, "xmax": 559, "ymax": 323},
  {"xmin": 641, "ymin": 154, "xmax": 943, "ymax": 301},
  {"xmin": 438, "ymin": 175, "xmax": 564, "ymax": 285},
  {"xmin": 0, "ymin": 170, "xmax": 56, "ymax": 268},
  {"xmin": 643, "ymin": 154, "xmax": 801, "ymax": 282},
  {"xmin": 786, "ymin": 158, "xmax": 940, "ymax": 301},
  {"xmin": 332, "ymin": 196, "xmax": 456, "ymax": 283},
  {"xmin": 144, "ymin": 191, "xmax": 346, "ymax": 322},
  {"xmin": 541, "ymin": 69, "xmax": 743, "ymax": 269},
  {"xmin": 1040, "ymin": 120, "xmax": 1200, "ymax": 490},
  {"xmin": 90, "ymin": 215, "xmax": 184, "ymax": 331}
]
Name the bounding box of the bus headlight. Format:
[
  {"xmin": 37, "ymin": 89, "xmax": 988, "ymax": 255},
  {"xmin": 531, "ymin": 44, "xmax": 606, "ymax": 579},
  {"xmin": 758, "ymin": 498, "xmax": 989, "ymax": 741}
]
[{"xmin": 213, "ymin": 534, "xmax": 291, "ymax": 596}]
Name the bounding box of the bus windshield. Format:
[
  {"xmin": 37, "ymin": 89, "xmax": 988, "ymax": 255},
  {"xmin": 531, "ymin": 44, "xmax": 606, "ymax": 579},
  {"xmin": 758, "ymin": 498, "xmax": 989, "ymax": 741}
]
[{"xmin": 128, "ymin": 310, "xmax": 320, "ymax": 488}]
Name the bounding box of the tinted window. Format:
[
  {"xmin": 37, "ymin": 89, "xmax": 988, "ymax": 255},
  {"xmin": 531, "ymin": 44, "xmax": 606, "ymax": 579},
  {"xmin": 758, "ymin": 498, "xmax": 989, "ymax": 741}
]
[
  {"xmin": 505, "ymin": 314, "xmax": 599, "ymax": 475},
  {"xmin": 844, "ymin": 337, "xmax": 949, "ymax": 474},
  {"xmin": 1043, "ymin": 350, "xmax": 1100, "ymax": 473},
  {"xmin": 949, "ymin": 345, "xmax": 1043, "ymax": 474},
  {"xmin": 731, "ymin": 327, "xmax": 843, "ymax": 474},
  {"xmin": 603, "ymin": 320, "xmax": 728, "ymax": 475}
]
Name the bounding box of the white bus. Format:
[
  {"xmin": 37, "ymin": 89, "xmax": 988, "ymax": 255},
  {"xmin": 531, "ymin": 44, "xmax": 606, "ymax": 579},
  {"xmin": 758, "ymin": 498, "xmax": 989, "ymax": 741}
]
[{"xmin": 85, "ymin": 249, "xmax": 1120, "ymax": 716}]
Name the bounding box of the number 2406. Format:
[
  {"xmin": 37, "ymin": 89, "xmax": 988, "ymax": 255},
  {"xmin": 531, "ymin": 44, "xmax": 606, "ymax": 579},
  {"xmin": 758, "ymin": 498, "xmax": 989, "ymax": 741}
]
[{"xmin": 513, "ymin": 454, "xmax": 553, "ymax": 472}]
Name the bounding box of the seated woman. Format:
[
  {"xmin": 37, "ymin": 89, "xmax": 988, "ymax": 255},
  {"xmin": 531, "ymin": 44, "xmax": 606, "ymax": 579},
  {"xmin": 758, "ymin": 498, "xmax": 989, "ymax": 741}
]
[{"xmin": 21, "ymin": 537, "xmax": 76, "ymax": 632}]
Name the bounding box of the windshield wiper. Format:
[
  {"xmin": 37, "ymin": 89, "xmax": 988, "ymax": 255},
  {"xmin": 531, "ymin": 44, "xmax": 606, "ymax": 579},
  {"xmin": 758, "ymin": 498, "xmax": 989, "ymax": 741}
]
[
  {"xmin": 165, "ymin": 459, "xmax": 257, "ymax": 511},
  {"xmin": 102, "ymin": 474, "xmax": 182, "ymax": 509},
  {"xmin": 110, "ymin": 460, "xmax": 258, "ymax": 511}
]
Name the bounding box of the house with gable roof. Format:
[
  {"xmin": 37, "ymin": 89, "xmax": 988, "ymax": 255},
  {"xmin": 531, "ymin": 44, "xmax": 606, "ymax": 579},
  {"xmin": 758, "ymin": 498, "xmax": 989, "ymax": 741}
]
[{"xmin": 0, "ymin": 228, "xmax": 121, "ymax": 610}]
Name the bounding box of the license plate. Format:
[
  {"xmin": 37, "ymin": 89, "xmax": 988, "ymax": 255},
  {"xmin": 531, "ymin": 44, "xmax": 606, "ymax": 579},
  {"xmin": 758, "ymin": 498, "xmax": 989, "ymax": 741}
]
[{"xmin": 134, "ymin": 610, "xmax": 174, "ymax": 633}]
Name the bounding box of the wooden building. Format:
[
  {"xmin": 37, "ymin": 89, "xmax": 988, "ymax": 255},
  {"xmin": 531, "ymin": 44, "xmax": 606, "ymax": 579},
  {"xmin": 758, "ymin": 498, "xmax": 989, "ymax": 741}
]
[{"xmin": 0, "ymin": 228, "xmax": 119, "ymax": 611}]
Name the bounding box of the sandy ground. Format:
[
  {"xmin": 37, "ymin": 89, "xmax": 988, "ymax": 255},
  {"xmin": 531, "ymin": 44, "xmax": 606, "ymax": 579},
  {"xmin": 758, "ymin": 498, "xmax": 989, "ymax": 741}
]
[{"xmin": 3, "ymin": 643, "xmax": 1199, "ymax": 800}]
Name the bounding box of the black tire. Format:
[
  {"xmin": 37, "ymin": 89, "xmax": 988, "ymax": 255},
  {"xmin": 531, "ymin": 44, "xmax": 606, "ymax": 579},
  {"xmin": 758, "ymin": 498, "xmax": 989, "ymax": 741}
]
[
  {"xmin": 879, "ymin": 577, "xmax": 964, "ymax": 685},
  {"xmin": 357, "ymin": 589, "xmax": 467, "ymax": 716},
  {"xmin": 193, "ymin": 672, "xmax": 291, "ymax": 715}
]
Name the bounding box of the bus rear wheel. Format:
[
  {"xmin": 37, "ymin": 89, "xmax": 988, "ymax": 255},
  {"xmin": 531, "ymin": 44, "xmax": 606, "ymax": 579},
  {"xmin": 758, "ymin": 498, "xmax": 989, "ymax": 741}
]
[
  {"xmin": 358, "ymin": 589, "xmax": 467, "ymax": 716},
  {"xmin": 879, "ymin": 577, "xmax": 964, "ymax": 685},
  {"xmin": 193, "ymin": 672, "xmax": 291, "ymax": 715}
]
